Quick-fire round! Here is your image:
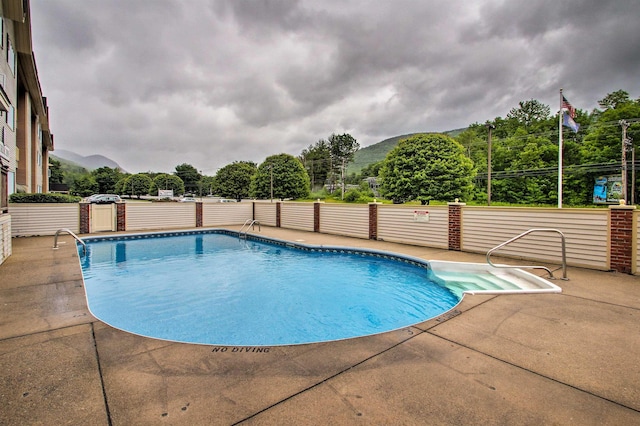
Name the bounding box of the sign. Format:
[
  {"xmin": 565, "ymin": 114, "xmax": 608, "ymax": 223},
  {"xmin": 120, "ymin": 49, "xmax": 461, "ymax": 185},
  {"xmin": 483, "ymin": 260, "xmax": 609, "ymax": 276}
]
[
  {"xmin": 413, "ymin": 210, "xmax": 430, "ymax": 222},
  {"xmin": 593, "ymin": 175, "xmax": 622, "ymax": 204},
  {"xmin": 158, "ymin": 189, "xmax": 174, "ymax": 198}
]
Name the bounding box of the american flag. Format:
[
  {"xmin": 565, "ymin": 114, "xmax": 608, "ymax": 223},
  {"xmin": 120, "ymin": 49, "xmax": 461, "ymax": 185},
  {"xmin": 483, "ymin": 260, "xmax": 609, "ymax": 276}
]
[{"xmin": 561, "ymin": 96, "xmax": 576, "ymax": 118}]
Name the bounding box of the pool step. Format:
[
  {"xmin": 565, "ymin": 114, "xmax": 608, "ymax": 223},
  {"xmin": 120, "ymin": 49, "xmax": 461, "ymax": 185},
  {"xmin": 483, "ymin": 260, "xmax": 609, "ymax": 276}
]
[{"xmin": 427, "ymin": 260, "xmax": 561, "ymax": 297}]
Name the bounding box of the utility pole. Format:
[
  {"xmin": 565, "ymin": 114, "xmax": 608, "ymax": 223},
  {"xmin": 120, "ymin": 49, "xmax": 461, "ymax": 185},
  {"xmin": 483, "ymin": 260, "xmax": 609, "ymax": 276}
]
[
  {"xmin": 270, "ymin": 164, "xmax": 274, "ymax": 203},
  {"xmin": 620, "ymin": 120, "xmax": 629, "ymax": 203},
  {"xmin": 486, "ymin": 123, "xmax": 495, "ymax": 206}
]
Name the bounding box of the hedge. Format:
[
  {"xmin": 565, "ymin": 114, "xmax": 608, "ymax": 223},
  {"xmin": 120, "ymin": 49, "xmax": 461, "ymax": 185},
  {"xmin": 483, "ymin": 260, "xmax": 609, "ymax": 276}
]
[{"xmin": 9, "ymin": 193, "xmax": 82, "ymax": 203}]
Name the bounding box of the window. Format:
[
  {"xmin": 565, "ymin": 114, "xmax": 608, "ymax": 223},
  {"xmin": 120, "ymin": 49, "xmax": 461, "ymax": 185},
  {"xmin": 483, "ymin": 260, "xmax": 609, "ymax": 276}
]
[
  {"xmin": 1, "ymin": 169, "xmax": 7, "ymax": 213},
  {"xmin": 6, "ymin": 105, "xmax": 13, "ymax": 131},
  {"xmin": 0, "ymin": 19, "xmax": 4, "ymax": 49},
  {"xmin": 6, "ymin": 35, "xmax": 14, "ymax": 76}
]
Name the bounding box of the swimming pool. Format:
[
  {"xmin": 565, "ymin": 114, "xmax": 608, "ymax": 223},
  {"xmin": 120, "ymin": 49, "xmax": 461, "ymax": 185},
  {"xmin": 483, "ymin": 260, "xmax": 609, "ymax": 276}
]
[{"xmin": 78, "ymin": 230, "xmax": 461, "ymax": 346}]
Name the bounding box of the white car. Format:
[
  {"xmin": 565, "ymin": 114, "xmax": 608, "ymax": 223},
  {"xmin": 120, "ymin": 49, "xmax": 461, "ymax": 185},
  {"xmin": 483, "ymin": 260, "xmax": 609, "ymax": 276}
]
[
  {"xmin": 179, "ymin": 197, "xmax": 197, "ymax": 202},
  {"xmin": 87, "ymin": 194, "xmax": 122, "ymax": 204}
]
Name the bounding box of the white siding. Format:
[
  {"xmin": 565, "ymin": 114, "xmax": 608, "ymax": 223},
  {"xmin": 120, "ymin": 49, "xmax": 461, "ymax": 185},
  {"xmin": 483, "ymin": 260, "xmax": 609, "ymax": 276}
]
[
  {"xmin": 462, "ymin": 207, "xmax": 609, "ymax": 269},
  {"xmin": 9, "ymin": 204, "xmax": 80, "ymax": 237},
  {"xmin": 202, "ymin": 203, "xmax": 252, "ymax": 226},
  {"xmin": 319, "ymin": 204, "xmax": 369, "ymax": 238},
  {"xmin": 377, "ymin": 205, "xmax": 448, "ymax": 248},
  {"xmin": 0, "ymin": 214, "xmax": 11, "ymax": 264},
  {"xmin": 281, "ymin": 203, "xmax": 314, "ymax": 231},
  {"xmin": 254, "ymin": 202, "xmax": 277, "ymax": 226},
  {"xmin": 125, "ymin": 203, "xmax": 196, "ymax": 231}
]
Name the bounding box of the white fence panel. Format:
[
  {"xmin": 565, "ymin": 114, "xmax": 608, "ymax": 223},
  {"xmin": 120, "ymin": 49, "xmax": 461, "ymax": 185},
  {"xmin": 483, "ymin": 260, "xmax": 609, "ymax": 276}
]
[
  {"xmin": 1, "ymin": 214, "xmax": 11, "ymax": 264},
  {"xmin": 202, "ymin": 203, "xmax": 253, "ymax": 226},
  {"xmin": 377, "ymin": 206, "xmax": 448, "ymax": 248},
  {"xmin": 9, "ymin": 204, "xmax": 80, "ymax": 237},
  {"xmin": 319, "ymin": 204, "xmax": 369, "ymax": 238},
  {"xmin": 126, "ymin": 203, "xmax": 196, "ymax": 231},
  {"xmin": 462, "ymin": 207, "xmax": 609, "ymax": 269},
  {"xmin": 254, "ymin": 202, "xmax": 277, "ymax": 226},
  {"xmin": 281, "ymin": 203, "xmax": 314, "ymax": 231}
]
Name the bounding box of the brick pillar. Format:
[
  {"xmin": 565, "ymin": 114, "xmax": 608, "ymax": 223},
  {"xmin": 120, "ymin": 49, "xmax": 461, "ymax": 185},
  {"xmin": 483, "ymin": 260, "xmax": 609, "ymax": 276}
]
[
  {"xmin": 79, "ymin": 203, "xmax": 90, "ymax": 234},
  {"xmin": 609, "ymin": 205, "xmax": 636, "ymax": 274},
  {"xmin": 448, "ymin": 201, "xmax": 465, "ymax": 251},
  {"xmin": 368, "ymin": 202, "xmax": 380, "ymax": 240},
  {"xmin": 276, "ymin": 201, "xmax": 281, "ymax": 228},
  {"xmin": 196, "ymin": 202, "xmax": 203, "ymax": 227},
  {"xmin": 314, "ymin": 201, "xmax": 321, "ymax": 232},
  {"xmin": 116, "ymin": 203, "xmax": 126, "ymax": 231}
]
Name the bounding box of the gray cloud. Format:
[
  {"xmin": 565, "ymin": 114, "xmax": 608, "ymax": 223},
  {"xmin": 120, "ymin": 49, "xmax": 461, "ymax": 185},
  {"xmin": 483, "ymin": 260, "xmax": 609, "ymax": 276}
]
[{"xmin": 30, "ymin": 0, "xmax": 640, "ymax": 174}]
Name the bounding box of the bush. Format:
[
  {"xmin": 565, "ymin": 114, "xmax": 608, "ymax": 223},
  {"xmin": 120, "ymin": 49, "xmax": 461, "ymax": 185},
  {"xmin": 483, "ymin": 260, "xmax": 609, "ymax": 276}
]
[
  {"xmin": 9, "ymin": 193, "xmax": 82, "ymax": 203},
  {"xmin": 343, "ymin": 189, "xmax": 362, "ymax": 202}
]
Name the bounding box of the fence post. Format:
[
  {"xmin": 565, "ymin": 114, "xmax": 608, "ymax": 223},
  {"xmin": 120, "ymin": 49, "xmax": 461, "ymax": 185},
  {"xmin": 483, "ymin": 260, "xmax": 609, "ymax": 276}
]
[
  {"xmin": 368, "ymin": 202, "xmax": 381, "ymax": 240},
  {"xmin": 79, "ymin": 203, "xmax": 90, "ymax": 234},
  {"xmin": 196, "ymin": 202, "xmax": 203, "ymax": 227},
  {"xmin": 116, "ymin": 203, "xmax": 126, "ymax": 231},
  {"xmin": 448, "ymin": 201, "xmax": 465, "ymax": 251},
  {"xmin": 314, "ymin": 201, "xmax": 322, "ymax": 232},
  {"xmin": 609, "ymin": 204, "xmax": 636, "ymax": 274},
  {"xmin": 276, "ymin": 201, "xmax": 281, "ymax": 228}
]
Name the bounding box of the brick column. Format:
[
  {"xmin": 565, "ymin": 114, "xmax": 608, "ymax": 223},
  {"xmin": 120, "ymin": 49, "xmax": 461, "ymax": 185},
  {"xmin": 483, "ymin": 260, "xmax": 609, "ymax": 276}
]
[
  {"xmin": 79, "ymin": 203, "xmax": 90, "ymax": 234},
  {"xmin": 448, "ymin": 201, "xmax": 465, "ymax": 251},
  {"xmin": 116, "ymin": 203, "xmax": 126, "ymax": 231},
  {"xmin": 314, "ymin": 201, "xmax": 321, "ymax": 232},
  {"xmin": 368, "ymin": 202, "xmax": 380, "ymax": 240},
  {"xmin": 196, "ymin": 202, "xmax": 203, "ymax": 227},
  {"xmin": 276, "ymin": 201, "xmax": 281, "ymax": 228},
  {"xmin": 609, "ymin": 205, "xmax": 636, "ymax": 274}
]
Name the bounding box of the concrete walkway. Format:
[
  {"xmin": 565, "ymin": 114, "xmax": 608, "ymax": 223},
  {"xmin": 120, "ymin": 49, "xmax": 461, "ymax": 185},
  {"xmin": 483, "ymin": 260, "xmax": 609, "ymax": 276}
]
[{"xmin": 1, "ymin": 227, "xmax": 639, "ymax": 425}]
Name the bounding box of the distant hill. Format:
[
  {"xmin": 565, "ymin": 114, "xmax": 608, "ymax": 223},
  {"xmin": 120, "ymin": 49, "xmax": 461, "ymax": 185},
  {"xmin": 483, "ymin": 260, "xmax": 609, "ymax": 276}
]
[
  {"xmin": 348, "ymin": 128, "xmax": 466, "ymax": 175},
  {"xmin": 51, "ymin": 149, "xmax": 125, "ymax": 172}
]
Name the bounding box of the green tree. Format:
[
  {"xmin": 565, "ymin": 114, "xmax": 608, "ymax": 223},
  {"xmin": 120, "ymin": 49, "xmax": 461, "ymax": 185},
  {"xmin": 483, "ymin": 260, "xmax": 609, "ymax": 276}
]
[
  {"xmin": 328, "ymin": 134, "xmax": 359, "ymax": 194},
  {"xmin": 71, "ymin": 175, "xmax": 99, "ymax": 197},
  {"xmin": 49, "ymin": 158, "xmax": 64, "ymax": 185},
  {"xmin": 151, "ymin": 173, "xmax": 185, "ymax": 196},
  {"xmin": 506, "ymin": 99, "xmax": 551, "ymax": 128},
  {"xmin": 91, "ymin": 167, "xmax": 124, "ymax": 194},
  {"xmin": 174, "ymin": 163, "xmax": 201, "ymax": 194},
  {"xmin": 299, "ymin": 140, "xmax": 331, "ymax": 191},
  {"xmin": 250, "ymin": 154, "xmax": 310, "ymax": 200},
  {"xmin": 598, "ymin": 90, "xmax": 631, "ymax": 110},
  {"xmin": 200, "ymin": 175, "xmax": 216, "ymax": 197},
  {"xmin": 214, "ymin": 161, "xmax": 257, "ymax": 201},
  {"xmin": 379, "ymin": 133, "xmax": 475, "ymax": 204},
  {"xmin": 122, "ymin": 174, "xmax": 153, "ymax": 199}
]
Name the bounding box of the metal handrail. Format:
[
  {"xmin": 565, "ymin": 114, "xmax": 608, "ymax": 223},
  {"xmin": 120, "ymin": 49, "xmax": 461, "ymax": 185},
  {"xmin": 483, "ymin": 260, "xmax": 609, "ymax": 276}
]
[
  {"xmin": 53, "ymin": 228, "xmax": 87, "ymax": 256},
  {"xmin": 239, "ymin": 219, "xmax": 261, "ymax": 239},
  {"xmin": 486, "ymin": 228, "xmax": 567, "ymax": 280}
]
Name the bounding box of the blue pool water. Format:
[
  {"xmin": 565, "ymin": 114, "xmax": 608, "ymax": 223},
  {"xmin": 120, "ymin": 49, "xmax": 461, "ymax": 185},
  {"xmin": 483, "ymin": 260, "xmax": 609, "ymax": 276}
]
[{"xmin": 79, "ymin": 231, "xmax": 460, "ymax": 346}]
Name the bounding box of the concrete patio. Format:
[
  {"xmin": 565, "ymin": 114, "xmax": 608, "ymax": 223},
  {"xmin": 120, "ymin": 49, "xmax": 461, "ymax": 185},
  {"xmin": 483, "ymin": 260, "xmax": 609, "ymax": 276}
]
[{"xmin": 0, "ymin": 227, "xmax": 639, "ymax": 425}]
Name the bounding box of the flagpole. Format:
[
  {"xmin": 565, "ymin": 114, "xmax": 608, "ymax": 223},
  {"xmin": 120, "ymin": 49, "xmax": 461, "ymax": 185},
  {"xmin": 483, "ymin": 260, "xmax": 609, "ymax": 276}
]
[{"xmin": 558, "ymin": 88, "xmax": 563, "ymax": 209}]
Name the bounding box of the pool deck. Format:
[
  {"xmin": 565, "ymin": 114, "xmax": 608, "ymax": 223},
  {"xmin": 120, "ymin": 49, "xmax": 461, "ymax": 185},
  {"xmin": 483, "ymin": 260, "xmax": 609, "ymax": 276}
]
[{"xmin": 1, "ymin": 226, "xmax": 639, "ymax": 425}]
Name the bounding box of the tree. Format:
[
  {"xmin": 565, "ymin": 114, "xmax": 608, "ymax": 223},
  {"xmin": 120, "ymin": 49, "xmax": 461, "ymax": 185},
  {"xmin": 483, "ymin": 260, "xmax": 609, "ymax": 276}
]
[
  {"xmin": 151, "ymin": 173, "xmax": 185, "ymax": 196},
  {"xmin": 379, "ymin": 133, "xmax": 475, "ymax": 204},
  {"xmin": 299, "ymin": 140, "xmax": 331, "ymax": 190},
  {"xmin": 328, "ymin": 133, "xmax": 359, "ymax": 196},
  {"xmin": 174, "ymin": 163, "xmax": 201, "ymax": 194},
  {"xmin": 122, "ymin": 174, "xmax": 153, "ymax": 199},
  {"xmin": 71, "ymin": 175, "xmax": 99, "ymax": 197},
  {"xmin": 214, "ymin": 161, "xmax": 257, "ymax": 201},
  {"xmin": 91, "ymin": 167, "xmax": 124, "ymax": 194},
  {"xmin": 49, "ymin": 158, "xmax": 64, "ymax": 185},
  {"xmin": 506, "ymin": 99, "xmax": 551, "ymax": 128},
  {"xmin": 250, "ymin": 154, "xmax": 310, "ymax": 200},
  {"xmin": 598, "ymin": 90, "xmax": 631, "ymax": 110}
]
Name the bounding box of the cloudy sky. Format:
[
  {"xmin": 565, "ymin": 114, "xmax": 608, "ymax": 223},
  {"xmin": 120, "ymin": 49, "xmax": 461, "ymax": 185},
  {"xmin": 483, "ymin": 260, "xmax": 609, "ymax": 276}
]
[{"xmin": 30, "ymin": 0, "xmax": 640, "ymax": 175}]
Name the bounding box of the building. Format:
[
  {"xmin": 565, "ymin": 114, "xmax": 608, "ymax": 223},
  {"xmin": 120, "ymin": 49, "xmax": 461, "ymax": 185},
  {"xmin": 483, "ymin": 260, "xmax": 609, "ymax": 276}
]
[{"xmin": 0, "ymin": 0, "xmax": 53, "ymax": 263}]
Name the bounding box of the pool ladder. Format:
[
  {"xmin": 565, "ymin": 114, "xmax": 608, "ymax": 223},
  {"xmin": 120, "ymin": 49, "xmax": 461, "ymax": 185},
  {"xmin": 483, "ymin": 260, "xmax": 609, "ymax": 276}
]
[
  {"xmin": 53, "ymin": 228, "xmax": 87, "ymax": 256},
  {"xmin": 486, "ymin": 228, "xmax": 567, "ymax": 280},
  {"xmin": 239, "ymin": 219, "xmax": 261, "ymax": 239}
]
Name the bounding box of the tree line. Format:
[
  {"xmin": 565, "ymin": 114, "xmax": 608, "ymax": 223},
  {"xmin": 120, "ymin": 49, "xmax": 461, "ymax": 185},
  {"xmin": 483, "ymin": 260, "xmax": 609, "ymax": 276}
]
[{"xmin": 50, "ymin": 89, "xmax": 639, "ymax": 206}]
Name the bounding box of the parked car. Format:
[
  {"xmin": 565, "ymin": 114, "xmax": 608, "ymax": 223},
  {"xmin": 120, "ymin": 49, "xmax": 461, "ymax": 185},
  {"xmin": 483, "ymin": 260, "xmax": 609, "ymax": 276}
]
[
  {"xmin": 87, "ymin": 194, "xmax": 122, "ymax": 204},
  {"xmin": 179, "ymin": 197, "xmax": 197, "ymax": 202}
]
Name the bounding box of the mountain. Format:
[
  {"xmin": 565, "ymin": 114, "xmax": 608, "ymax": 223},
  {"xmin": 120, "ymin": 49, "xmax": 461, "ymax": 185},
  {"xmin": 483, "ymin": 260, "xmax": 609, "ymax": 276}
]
[
  {"xmin": 51, "ymin": 149, "xmax": 125, "ymax": 171},
  {"xmin": 348, "ymin": 128, "xmax": 467, "ymax": 175}
]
